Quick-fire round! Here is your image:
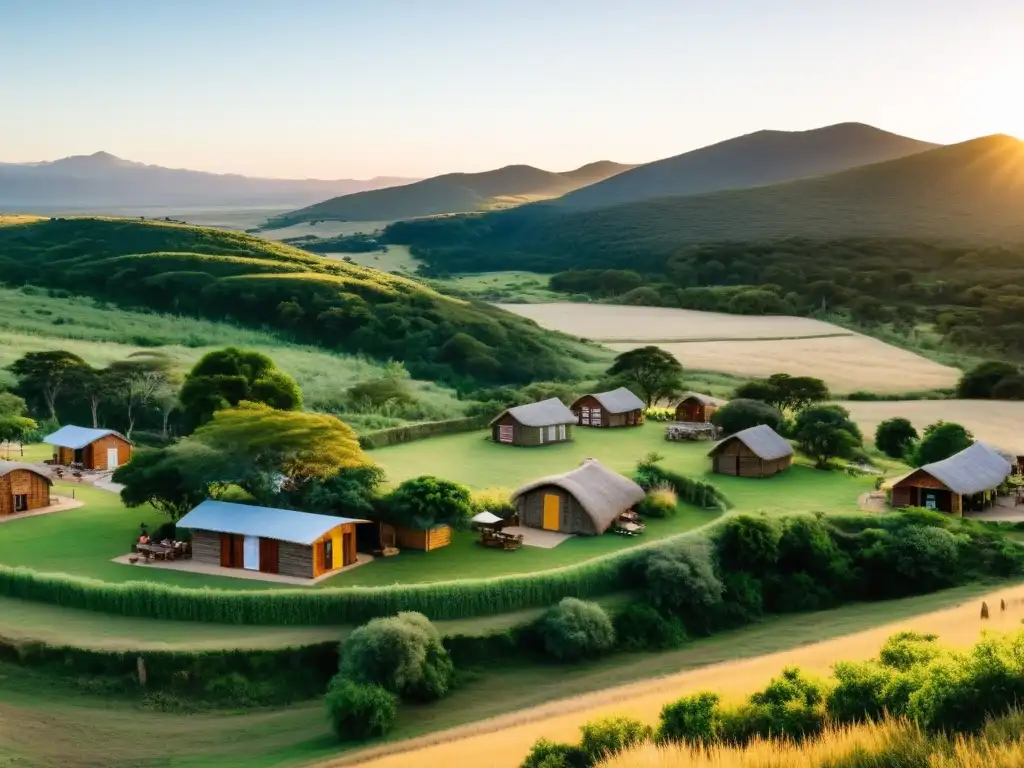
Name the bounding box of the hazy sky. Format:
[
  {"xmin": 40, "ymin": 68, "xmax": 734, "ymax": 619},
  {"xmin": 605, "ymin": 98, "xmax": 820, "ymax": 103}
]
[{"xmin": 2, "ymin": 0, "xmax": 1021, "ymax": 178}]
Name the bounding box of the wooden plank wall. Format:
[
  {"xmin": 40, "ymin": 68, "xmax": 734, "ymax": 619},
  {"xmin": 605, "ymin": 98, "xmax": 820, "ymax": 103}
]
[{"xmin": 190, "ymin": 529, "xmax": 221, "ymax": 566}]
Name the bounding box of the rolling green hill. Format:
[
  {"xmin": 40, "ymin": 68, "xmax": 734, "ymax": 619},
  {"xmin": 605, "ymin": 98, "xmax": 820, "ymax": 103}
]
[
  {"xmin": 0, "ymin": 218, "xmax": 592, "ymax": 388},
  {"xmin": 556, "ymin": 122, "xmax": 938, "ymax": 210},
  {"xmin": 265, "ymin": 160, "xmax": 634, "ymax": 227}
]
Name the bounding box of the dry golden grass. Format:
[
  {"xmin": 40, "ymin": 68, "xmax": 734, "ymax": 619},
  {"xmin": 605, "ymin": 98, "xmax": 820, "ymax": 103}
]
[
  {"xmin": 0, "ymin": 214, "xmax": 44, "ymax": 227},
  {"xmin": 648, "ymin": 484, "xmax": 679, "ymax": 508},
  {"xmin": 842, "ymin": 399, "xmax": 1024, "ymax": 454},
  {"xmin": 329, "ymin": 585, "xmax": 1024, "ymax": 768}
]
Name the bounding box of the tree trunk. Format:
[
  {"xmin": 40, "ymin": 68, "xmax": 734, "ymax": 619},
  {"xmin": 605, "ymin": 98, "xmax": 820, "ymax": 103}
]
[
  {"xmin": 44, "ymin": 389, "xmax": 58, "ymax": 422},
  {"xmin": 90, "ymin": 398, "xmax": 100, "ymax": 428},
  {"xmin": 126, "ymin": 401, "xmax": 136, "ymax": 440},
  {"xmin": 161, "ymin": 408, "xmax": 172, "ymax": 441}
]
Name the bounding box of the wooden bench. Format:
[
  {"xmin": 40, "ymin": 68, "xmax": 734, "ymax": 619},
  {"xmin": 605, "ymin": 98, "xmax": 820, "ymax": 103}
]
[{"xmin": 479, "ymin": 530, "xmax": 524, "ymax": 551}]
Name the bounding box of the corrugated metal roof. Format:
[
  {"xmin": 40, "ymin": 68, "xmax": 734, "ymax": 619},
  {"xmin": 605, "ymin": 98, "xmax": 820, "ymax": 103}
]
[
  {"xmin": 577, "ymin": 387, "xmax": 645, "ymax": 414},
  {"xmin": 43, "ymin": 425, "xmax": 132, "ymax": 450},
  {"xmin": 915, "ymin": 442, "xmax": 1012, "ymax": 496},
  {"xmin": 709, "ymin": 424, "xmax": 794, "ymax": 461},
  {"xmin": 678, "ymin": 392, "xmax": 728, "ymax": 406},
  {"xmin": 0, "ymin": 461, "xmax": 52, "ymax": 483},
  {"xmin": 176, "ymin": 500, "xmax": 368, "ymax": 545},
  {"xmin": 511, "ymin": 459, "xmax": 645, "ymax": 532},
  {"xmin": 490, "ymin": 398, "xmax": 577, "ymax": 427}
]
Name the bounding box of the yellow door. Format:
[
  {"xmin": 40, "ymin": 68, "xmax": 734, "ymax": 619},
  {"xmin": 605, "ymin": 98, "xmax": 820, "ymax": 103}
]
[{"xmin": 542, "ymin": 494, "xmax": 560, "ymax": 531}]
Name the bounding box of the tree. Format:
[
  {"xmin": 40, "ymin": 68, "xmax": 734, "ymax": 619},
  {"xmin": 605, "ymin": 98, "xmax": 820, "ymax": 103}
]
[
  {"xmin": 0, "ymin": 391, "xmax": 37, "ymax": 460},
  {"xmin": 9, "ymin": 350, "xmax": 89, "ymax": 421},
  {"xmin": 107, "ymin": 352, "xmax": 175, "ymax": 439},
  {"xmin": 113, "ymin": 444, "xmax": 213, "ymax": 522},
  {"xmin": 732, "ymin": 380, "xmax": 780, "ymax": 407},
  {"xmin": 72, "ymin": 366, "xmax": 118, "ymax": 428},
  {"xmin": 874, "ymin": 417, "xmax": 919, "ymax": 459},
  {"xmin": 916, "ymin": 421, "xmax": 973, "ymax": 465},
  {"xmin": 991, "ymin": 374, "xmax": 1024, "ymax": 400},
  {"xmin": 324, "ymin": 677, "xmax": 397, "ymax": 741},
  {"xmin": 793, "ymin": 404, "xmax": 863, "ymax": 469},
  {"xmin": 178, "ymin": 347, "xmax": 302, "ymax": 429},
  {"xmin": 386, "ymin": 475, "xmax": 473, "ymax": 530},
  {"xmin": 957, "ymin": 361, "xmax": 1019, "ymax": 399},
  {"xmin": 711, "ymin": 398, "xmax": 783, "ymax": 435},
  {"xmin": 290, "ymin": 465, "xmax": 386, "ymax": 519},
  {"xmin": 535, "ymin": 598, "xmax": 616, "ymax": 662},
  {"xmin": 606, "ymin": 346, "xmax": 684, "ymax": 407},
  {"xmin": 733, "ymin": 374, "xmax": 830, "ymax": 413},
  {"xmin": 338, "ymin": 612, "xmax": 455, "ymax": 702}
]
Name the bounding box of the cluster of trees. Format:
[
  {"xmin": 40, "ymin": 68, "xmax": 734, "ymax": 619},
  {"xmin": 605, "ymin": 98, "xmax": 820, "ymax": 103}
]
[
  {"xmin": 956, "ymin": 360, "xmax": 1024, "ymax": 400},
  {"xmin": 0, "ymin": 391, "xmax": 38, "ymax": 457},
  {"xmin": 874, "ymin": 418, "xmax": 975, "ymax": 466}
]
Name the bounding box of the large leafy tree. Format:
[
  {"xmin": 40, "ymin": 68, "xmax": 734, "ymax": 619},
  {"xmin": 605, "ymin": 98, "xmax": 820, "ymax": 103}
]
[
  {"xmin": 606, "ymin": 346, "xmax": 684, "ymax": 407},
  {"xmin": 107, "ymin": 352, "xmax": 176, "ymax": 439},
  {"xmin": 874, "ymin": 417, "xmax": 919, "ymax": 460},
  {"xmin": 711, "ymin": 398, "xmax": 783, "ymax": 435},
  {"xmin": 178, "ymin": 347, "xmax": 302, "ymax": 430},
  {"xmin": 915, "ymin": 421, "xmax": 973, "ymax": 465},
  {"xmin": 734, "ymin": 374, "xmax": 830, "ymax": 413},
  {"xmin": 386, "ymin": 475, "xmax": 473, "ymax": 530},
  {"xmin": 793, "ymin": 404, "xmax": 863, "ymax": 469},
  {"xmin": 956, "ymin": 361, "xmax": 1020, "ymax": 399},
  {"xmin": 113, "ymin": 443, "xmax": 214, "ymax": 521},
  {"xmin": 0, "ymin": 391, "xmax": 38, "ymax": 459},
  {"xmin": 9, "ymin": 350, "xmax": 89, "ymax": 421}
]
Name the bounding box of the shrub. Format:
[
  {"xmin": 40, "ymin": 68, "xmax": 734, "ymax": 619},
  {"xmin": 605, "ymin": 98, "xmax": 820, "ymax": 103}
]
[
  {"xmin": 338, "ymin": 612, "xmax": 455, "ymax": 702},
  {"xmin": 579, "ymin": 717, "xmax": 653, "ymax": 763},
  {"xmin": 643, "ymin": 541, "xmax": 723, "ymax": 632},
  {"xmin": 716, "ymin": 515, "xmax": 781, "ymax": 576},
  {"xmin": 324, "ymin": 677, "xmax": 397, "ymax": 741},
  {"xmin": 658, "ymin": 691, "xmax": 723, "ymax": 744},
  {"xmin": 874, "ymin": 417, "xmax": 919, "ymax": 459},
  {"xmin": 711, "ymin": 398, "xmax": 783, "ymax": 434},
  {"xmin": 915, "ymin": 421, "xmax": 973, "ymax": 465},
  {"xmin": 470, "ymin": 487, "xmax": 515, "ymax": 518},
  {"xmin": 957, "ymin": 360, "xmax": 1020, "ymax": 399},
  {"xmin": 991, "ymin": 374, "xmax": 1024, "ymax": 400},
  {"xmin": 535, "ymin": 598, "xmax": 616, "ymax": 663},
  {"xmin": 636, "ymin": 484, "xmax": 677, "ymax": 518},
  {"xmin": 612, "ymin": 603, "xmax": 686, "ymax": 651},
  {"xmin": 827, "ymin": 660, "xmax": 894, "ymax": 723},
  {"xmin": 519, "ymin": 739, "xmax": 587, "ymax": 768},
  {"xmin": 634, "ymin": 455, "xmax": 729, "ymax": 510},
  {"xmin": 878, "ymin": 631, "xmax": 942, "ymax": 671},
  {"xmin": 386, "ymin": 475, "xmax": 474, "ymax": 530},
  {"xmin": 792, "ymin": 404, "xmax": 863, "ymax": 469}
]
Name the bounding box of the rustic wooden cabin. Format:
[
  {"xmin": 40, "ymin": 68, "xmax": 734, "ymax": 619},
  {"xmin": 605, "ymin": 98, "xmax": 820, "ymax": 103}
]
[
  {"xmin": 393, "ymin": 524, "xmax": 452, "ymax": 552},
  {"xmin": 675, "ymin": 393, "xmax": 727, "ymax": 423},
  {"xmin": 571, "ymin": 387, "xmax": 645, "ymax": 428},
  {"xmin": 43, "ymin": 425, "xmax": 133, "ymax": 470},
  {"xmin": 0, "ymin": 461, "xmax": 52, "ymax": 516},
  {"xmin": 489, "ymin": 398, "xmax": 576, "ymax": 446},
  {"xmin": 708, "ymin": 424, "xmax": 794, "ymax": 478},
  {"xmin": 890, "ymin": 442, "xmax": 1011, "ymax": 516},
  {"xmin": 511, "ymin": 459, "xmax": 645, "ymax": 535},
  {"xmin": 176, "ymin": 500, "xmax": 368, "ymax": 579}
]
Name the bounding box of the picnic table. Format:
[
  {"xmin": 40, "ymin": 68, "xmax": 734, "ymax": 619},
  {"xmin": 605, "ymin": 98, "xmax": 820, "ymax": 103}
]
[
  {"xmin": 479, "ymin": 529, "xmax": 524, "ymax": 551},
  {"xmin": 134, "ymin": 542, "xmax": 189, "ymax": 562}
]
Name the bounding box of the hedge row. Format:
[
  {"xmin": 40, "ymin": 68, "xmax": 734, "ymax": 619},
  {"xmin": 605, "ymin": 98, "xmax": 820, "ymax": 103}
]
[
  {"xmin": 0, "ymin": 525, "xmax": 718, "ymax": 625},
  {"xmin": 358, "ymin": 414, "xmax": 491, "ymax": 449}
]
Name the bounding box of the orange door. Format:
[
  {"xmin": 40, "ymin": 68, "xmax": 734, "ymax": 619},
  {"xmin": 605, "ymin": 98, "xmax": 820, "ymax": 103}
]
[{"xmin": 542, "ymin": 494, "xmax": 560, "ymax": 531}]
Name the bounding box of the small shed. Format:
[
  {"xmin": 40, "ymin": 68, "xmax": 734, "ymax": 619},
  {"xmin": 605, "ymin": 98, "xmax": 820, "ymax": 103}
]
[
  {"xmin": 389, "ymin": 523, "xmax": 453, "ymax": 551},
  {"xmin": 176, "ymin": 500, "xmax": 368, "ymax": 579},
  {"xmin": 675, "ymin": 393, "xmax": 727, "ymax": 423},
  {"xmin": 43, "ymin": 425, "xmax": 133, "ymax": 470},
  {"xmin": 489, "ymin": 398, "xmax": 576, "ymax": 446},
  {"xmin": 0, "ymin": 461, "xmax": 52, "ymax": 516},
  {"xmin": 511, "ymin": 459, "xmax": 645, "ymax": 535},
  {"xmin": 571, "ymin": 387, "xmax": 645, "ymax": 428},
  {"xmin": 891, "ymin": 442, "xmax": 1012, "ymax": 516},
  {"xmin": 708, "ymin": 424, "xmax": 793, "ymax": 478}
]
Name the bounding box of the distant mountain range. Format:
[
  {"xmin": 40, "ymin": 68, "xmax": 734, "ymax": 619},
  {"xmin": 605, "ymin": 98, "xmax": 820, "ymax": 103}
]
[
  {"xmin": 556, "ymin": 122, "xmax": 939, "ymax": 210},
  {"xmin": 385, "ymin": 132, "xmax": 1024, "ymax": 273},
  {"xmin": 0, "ymin": 152, "xmax": 417, "ymax": 210},
  {"xmin": 265, "ymin": 161, "xmax": 635, "ymax": 228}
]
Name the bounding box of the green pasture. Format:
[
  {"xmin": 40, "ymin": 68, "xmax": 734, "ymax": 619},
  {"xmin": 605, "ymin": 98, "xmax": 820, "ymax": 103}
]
[
  {"xmin": 322, "ymin": 244, "xmax": 420, "ymax": 273},
  {"xmin": 0, "ymin": 582, "xmax": 1006, "ymax": 768},
  {"xmin": 429, "ymin": 270, "xmax": 562, "ymax": 303}
]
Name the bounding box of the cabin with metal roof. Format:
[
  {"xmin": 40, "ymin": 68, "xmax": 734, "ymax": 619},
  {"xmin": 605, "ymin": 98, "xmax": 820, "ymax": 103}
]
[
  {"xmin": 511, "ymin": 459, "xmax": 645, "ymax": 535},
  {"xmin": 176, "ymin": 500, "xmax": 369, "ymax": 579},
  {"xmin": 43, "ymin": 425, "xmax": 133, "ymax": 470},
  {"xmin": 0, "ymin": 461, "xmax": 52, "ymax": 517},
  {"xmin": 675, "ymin": 392, "xmax": 727, "ymax": 423},
  {"xmin": 708, "ymin": 424, "xmax": 794, "ymax": 478},
  {"xmin": 891, "ymin": 442, "xmax": 1012, "ymax": 516},
  {"xmin": 489, "ymin": 398, "xmax": 576, "ymax": 446},
  {"xmin": 571, "ymin": 387, "xmax": 645, "ymax": 428}
]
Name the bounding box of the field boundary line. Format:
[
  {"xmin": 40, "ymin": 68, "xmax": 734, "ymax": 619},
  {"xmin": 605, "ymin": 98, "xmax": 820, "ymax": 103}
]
[{"xmin": 595, "ymin": 332, "xmax": 855, "ymax": 344}]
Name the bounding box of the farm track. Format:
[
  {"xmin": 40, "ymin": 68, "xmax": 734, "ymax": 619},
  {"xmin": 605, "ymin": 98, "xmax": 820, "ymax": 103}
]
[{"xmin": 589, "ymin": 332, "xmax": 853, "ymax": 343}]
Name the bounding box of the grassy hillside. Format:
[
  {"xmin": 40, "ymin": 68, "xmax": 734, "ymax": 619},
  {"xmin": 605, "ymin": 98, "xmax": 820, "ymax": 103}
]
[
  {"xmin": 266, "ymin": 161, "xmax": 634, "ymax": 226},
  {"xmin": 557, "ymin": 122, "xmax": 937, "ymax": 210},
  {"xmin": 0, "ymin": 218, "xmax": 597, "ymax": 389}
]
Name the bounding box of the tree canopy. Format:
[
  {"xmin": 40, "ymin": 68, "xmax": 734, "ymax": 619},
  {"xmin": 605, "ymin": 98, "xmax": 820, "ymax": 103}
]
[
  {"xmin": 710, "ymin": 398, "xmax": 783, "ymax": 435},
  {"xmin": 385, "ymin": 475, "xmax": 473, "ymax": 530},
  {"xmin": 606, "ymin": 346, "xmax": 684, "ymax": 407},
  {"xmin": 793, "ymin": 404, "xmax": 863, "ymax": 468},
  {"xmin": 113, "ymin": 444, "xmax": 214, "ymax": 521},
  {"xmin": 915, "ymin": 421, "xmax": 974, "ymax": 466},
  {"xmin": 733, "ymin": 374, "xmax": 830, "ymax": 413},
  {"xmin": 9, "ymin": 350, "xmax": 89, "ymax": 421},
  {"xmin": 956, "ymin": 361, "xmax": 1020, "ymax": 399},
  {"xmin": 874, "ymin": 417, "xmax": 919, "ymax": 460}
]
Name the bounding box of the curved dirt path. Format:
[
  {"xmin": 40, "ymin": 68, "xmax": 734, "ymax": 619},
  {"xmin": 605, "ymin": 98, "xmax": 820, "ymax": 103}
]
[{"xmin": 319, "ymin": 584, "xmax": 1024, "ymax": 768}]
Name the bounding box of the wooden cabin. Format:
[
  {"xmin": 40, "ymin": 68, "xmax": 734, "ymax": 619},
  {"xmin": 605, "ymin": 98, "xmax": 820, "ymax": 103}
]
[
  {"xmin": 43, "ymin": 425, "xmax": 133, "ymax": 470},
  {"xmin": 708, "ymin": 424, "xmax": 793, "ymax": 478},
  {"xmin": 489, "ymin": 398, "xmax": 576, "ymax": 446},
  {"xmin": 0, "ymin": 462, "xmax": 52, "ymax": 516},
  {"xmin": 177, "ymin": 500, "xmax": 368, "ymax": 579},
  {"xmin": 511, "ymin": 459, "xmax": 645, "ymax": 535},
  {"xmin": 890, "ymin": 442, "xmax": 1012, "ymax": 516},
  {"xmin": 675, "ymin": 393, "xmax": 727, "ymax": 423},
  {"xmin": 394, "ymin": 524, "xmax": 452, "ymax": 551},
  {"xmin": 571, "ymin": 387, "xmax": 645, "ymax": 428}
]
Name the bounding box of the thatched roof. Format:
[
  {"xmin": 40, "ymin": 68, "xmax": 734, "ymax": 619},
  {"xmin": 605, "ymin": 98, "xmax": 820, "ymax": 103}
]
[
  {"xmin": 511, "ymin": 459, "xmax": 645, "ymax": 532},
  {"xmin": 490, "ymin": 397, "xmax": 576, "ymax": 427},
  {"xmin": 907, "ymin": 442, "xmax": 1012, "ymax": 496},
  {"xmin": 0, "ymin": 461, "xmax": 52, "ymax": 484},
  {"xmin": 575, "ymin": 387, "xmax": 645, "ymax": 414},
  {"xmin": 709, "ymin": 424, "xmax": 793, "ymax": 461},
  {"xmin": 678, "ymin": 392, "xmax": 727, "ymax": 406}
]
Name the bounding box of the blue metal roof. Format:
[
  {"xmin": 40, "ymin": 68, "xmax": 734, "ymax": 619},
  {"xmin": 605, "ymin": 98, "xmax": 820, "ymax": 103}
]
[
  {"xmin": 43, "ymin": 425, "xmax": 131, "ymax": 450},
  {"xmin": 176, "ymin": 500, "xmax": 368, "ymax": 545}
]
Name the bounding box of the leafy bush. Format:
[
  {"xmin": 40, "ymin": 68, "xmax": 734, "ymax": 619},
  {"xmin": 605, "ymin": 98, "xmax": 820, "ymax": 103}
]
[
  {"xmin": 535, "ymin": 598, "xmax": 616, "ymax": 663},
  {"xmin": 827, "ymin": 660, "xmax": 894, "ymax": 723},
  {"xmin": 716, "ymin": 515, "xmax": 781, "ymax": 576},
  {"xmin": 519, "ymin": 739, "xmax": 587, "ymax": 768},
  {"xmin": 470, "ymin": 487, "xmax": 515, "ymax": 518},
  {"xmin": 792, "ymin": 404, "xmax": 863, "ymax": 468},
  {"xmin": 386, "ymin": 475, "xmax": 474, "ymax": 531},
  {"xmin": 634, "ymin": 454, "xmax": 728, "ymax": 510},
  {"xmin": 658, "ymin": 691, "xmax": 723, "ymax": 744},
  {"xmin": 338, "ymin": 612, "xmax": 455, "ymax": 702},
  {"xmin": 643, "ymin": 541, "xmax": 723, "ymax": 632},
  {"xmin": 636, "ymin": 484, "xmax": 678, "ymax": 518},
  {"xmin": 874, "ymin": 417, "xmax": 919, "ymax": 459},
  {"xmin": 578, "ymin": 717, "xmax": 653, "ymax": 763},
  {"xmin": 915, "ymin": 421, "xmax": 974, "ymax": 465},
  {"xmin": 957, "ymin": 360, "xmax": 1020, "ymax": 399},
  {"xmin": 991, "ymin": 374, "xmax": 1024, "ymax": 400},
  {"xmin": 612, "ymin": 603, "xmax": 686, "ymax": 651},
  {"xmin": 878, "ymin": 631, "xmax": 942, "ymax": 671},
  {"xmin": 324, "ymin": 677, "xmax": 398, "ymax": 741},
  {"xmin": 711, "ymin": 398, "xmax": 783, "ymax": 434}
]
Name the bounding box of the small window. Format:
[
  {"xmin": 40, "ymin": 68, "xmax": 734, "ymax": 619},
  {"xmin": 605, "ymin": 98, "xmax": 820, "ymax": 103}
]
[
  {"xmin": 548, "ymin": 425, "xmax": 558, "ymax": 442},
  {"xmin": 558, "ymin": 424, "xmax": 566, "ymax": 440},
  {"xmin": 13, "ymin": 494, "xmax": 28, "ymax": 512}
]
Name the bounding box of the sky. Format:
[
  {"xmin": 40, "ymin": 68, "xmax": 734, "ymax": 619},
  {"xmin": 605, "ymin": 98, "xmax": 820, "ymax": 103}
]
[{"xmin": 2, "ymin": 0, "xmax": 1022, "ymax": 179}]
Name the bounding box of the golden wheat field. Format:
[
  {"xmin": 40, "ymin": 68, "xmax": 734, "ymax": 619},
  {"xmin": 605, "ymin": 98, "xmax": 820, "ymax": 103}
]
[
  {"xmin": 497, "ymin": 302, "xmax": 959, "ymax": 394},
  {"xmin": 326, "ymin": 585, "xmax": 1024, "ymax": 768},
  {"xmin": 842, "ymin": 399, "xmax": 1024, "ymax": 454}
]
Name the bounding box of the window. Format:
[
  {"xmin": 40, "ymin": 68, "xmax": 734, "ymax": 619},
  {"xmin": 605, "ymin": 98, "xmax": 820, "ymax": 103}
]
[
  {"xmin": 323, "ymin": 539, "xmax": 334, "ymax": 570},
  {"xmin": 558, "ymin": 424, "xmax": 566, "ymax": 440},
  {"xmin": 498, "ymin": 425, "xmax": 514, "ymax": 443},
  {"xmin": 13, "ymin": 494, "xmax": 27, "ymax": 512},
  {"xmin": 591, "ymin": 409, "xmax": 602, "ymax": 426},
  {"xmin": 581, "ymin": 406, "xmax": 590, "ymax": 425},
  {"xmin": 547, "ymin": 425, "xmax": 558, "ymax": 442}
]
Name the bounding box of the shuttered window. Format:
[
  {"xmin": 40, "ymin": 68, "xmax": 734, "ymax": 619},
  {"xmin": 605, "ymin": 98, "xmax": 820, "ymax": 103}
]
[
  {"xmin": 498, "ymin": 425, "xmax": 514, "ymax": 443},
  {"xmin": 548, "ymin": 425, "xmax": 558, "ymax": 441},
  {"xmin": 591, "ymin": 409, "xmax": 602, "ymax": 426},
  {"xmin": 581, "ymin": 406, "xmax": 590, "ymax": 425},
  {"xmin": 558, "ymin": 424, "xmax": 566, "ymax": 440}
]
